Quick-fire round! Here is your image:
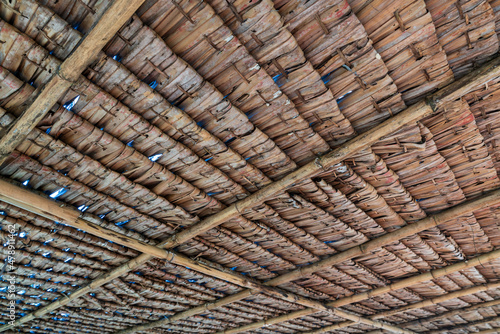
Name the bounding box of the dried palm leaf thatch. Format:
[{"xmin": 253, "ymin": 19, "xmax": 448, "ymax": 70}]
[
  {"xmin": 273, "ymin": 0, "xmax": 407, "ymax": 133},
  {"xmin": 426, "ymin": 0, "xmax": 500, "ymax": 77},
  {"xmin": 346, "ymin": 0, "xmax": 454, "ymax": 104},
  {"xmin": 199, "ymin": 0, "xmax": 357, "ymax": 148},
  {"xmin": 2, "ymin": 0, "xmax": 500, "ymax": 333}
]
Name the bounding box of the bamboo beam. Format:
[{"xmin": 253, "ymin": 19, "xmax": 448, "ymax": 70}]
[
  {"xmin": 427, "ymin": 316, "xmax": 500, "ymax": 334},
  {"xmin": 310, "ymin": 281, "xmax": 500, "ymax": 334},
  {"xmin": 367, "ymin": 327, "xmax": 500, "ymax": 334},
  {"xmin": 155, "ymin": 53, "xmax": 500, "ymax": 251},
  {"xmin": 211, "ymin": 248, "xmax": 500, "ymax": 334},
  {"xmin": 0, "ymin": 179, "xmax": 413, "ymax": 334},
  {"xmin": 113, "ymin": 189, "xmax": 500, "ymax": 333},
  {"xmin": 1, "ymin": 181, "xmax": 499, "ymax": 333},
  {"xmin": 155, "ymin": 97, "xmax": 431, "ymax": 250},
  {"xmin": 402, "ymin": 297, "xmax": 500, "ymax": 328},
  {"xmin": 2, "ymin": 54, "xmax": 500, "ymax": 333},
  {"xmin": 263, "ymin": 188, "xmax": 500, "ymax": 287},
  {"xmin": 371, "ymin": 281, "xmax": 500, "ymax": 320},
  {"xmin": 475, "ymin": 329, "xmax": 500, "ymax": 334},
  {"xmin": 0, "ymin": 0, "xmax": 147, "ymax": 165},
  {"xmin": 115, "ymin": 293, "xmax": 414, "ymax": 334}
]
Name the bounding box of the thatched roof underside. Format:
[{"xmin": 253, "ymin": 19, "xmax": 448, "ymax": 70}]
[{"xmin": 3, "ymin": 0, "xmax": 500, "ymax": 333}]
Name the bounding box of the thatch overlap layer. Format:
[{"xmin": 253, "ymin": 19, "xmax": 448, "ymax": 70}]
[{"xmin": 2, "ymin": 0, "xmax": 500, "ymax": 333}]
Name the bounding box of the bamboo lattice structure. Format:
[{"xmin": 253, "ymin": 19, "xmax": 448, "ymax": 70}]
[{"xmin": 2, "ymin": 0, "xmax": 500, "ymax": 333}]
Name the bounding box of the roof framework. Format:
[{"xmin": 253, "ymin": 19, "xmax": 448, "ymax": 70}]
[{"xmin": 1, "ymin": 0, "xmax": 500, "ymax": 334}]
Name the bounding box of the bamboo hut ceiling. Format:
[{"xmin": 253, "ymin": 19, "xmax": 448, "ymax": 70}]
[{"xmin": 2, "ymin": 0, "xmax": 500, "ymax": 333}]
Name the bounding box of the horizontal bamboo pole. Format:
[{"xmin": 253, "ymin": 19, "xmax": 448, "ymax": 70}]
[
  {"xmin": 115, "ymin": 188, "xmax": 500, "ymax": 333},
  {"xmin": 157, "ymin": 98, "xmax": 432, "ymax": 250},
  {"xmin": 312, "ymin": 281, "xmax": 500, "ymax": 334},
  {"xmin": 401, "ymin": 296, "xmax": 500, "ymax": 328},
  {"xmin": 3, "ymin": 52, "xmax": 500, "ymax": 334},
  {"xmin": 0, "ymin": 0, "xmax": 147, "ymax": 165},
  {"xmin": 427, "ymin": 316, "xmax": 500, "ymax": 334},
  {"xmin": 331, "ymin": 249, "xmax": 500, "ymax": 308},
  {"xmin": 475, "ymin": 329, "xmax": 500, "ymax": 334},
  {"xmin": 371, "ymin": 281, "xmax": 500, "ymax": 320},
  {"xmin": 160, "ymin": 53, "xmax": 500, "ymax": 250},
  {"xmin": 367, "ymin": 327, "xmax": 500, "ymax": 334},
  {"xmin": 116, "ymin": 292, "xmax": 415, "ymax": 334},
  {"xmin": 213, "ymin": 248, "xmax": 500, "ymax": 334},
  {"xmin": 0, "ymin": 179, "xmax": 413, "ymax": 334},
  {"xmin": 265, "ymin": 188, "xmax": 500, "ymax": 287}
]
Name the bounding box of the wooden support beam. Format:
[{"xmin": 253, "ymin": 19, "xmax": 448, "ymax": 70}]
[
  {"xmin": 371, "ymin": 281, "xmax": 500, "ymax": 320},
  {"xmin": 0, "ymin": 0, "xmax": 147, "ymax": 165},
  {"xmin": 153, "ymin": 54, "xmax": 500, "ymax": 252},
  {"xmin": 210, "ymin": 249, "xmax": 500, "ymax": 334},
  {"xmin": 427, "ymin": 316, "xmax": 500, "ymax": 334},
  {"xmin": 313, "ymin": 281, "xmax": 500, "ymax": 334},
  {"xmin": 115, "ymin": 292, "xmax": 414, "ymax": 334},
  {"xmin": 0, "ymin": 179, "xmax": 414, "ymax": 334},
  {"xmin": 401, "ymin": 297, "xmax": 500, "ymax": 328},
  {"xmin": 2, "ymin": 53, "xmax": 500, "ymax": 334}
]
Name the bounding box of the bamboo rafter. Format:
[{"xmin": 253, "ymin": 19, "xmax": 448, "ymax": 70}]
[
  {"xmin": 0, "ymin": 0, "xmax": 148, "ymax": 166},
  {"xmin": 2, "ymin": 54, "xmax": 500, "ymax": 333},
  {"xmin": 314, "ymin": 281, "xmax": 500, "ymax": 334},
  {"xmin": 1, "ymin": 0, "xmax": 500, "ymax": 332},
  {"xmin": 0, "ymin": 178, "xmax": 416, "ymax": 334}
]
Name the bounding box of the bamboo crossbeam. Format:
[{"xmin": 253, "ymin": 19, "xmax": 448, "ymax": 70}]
[
  {"xmin": 311, "ymin": 281, "xmax": 500, "ymax": 334},
  {"xmin": 0, "ymin": 179, "xmax": 413, "ymax": 334},
  {"xmin": 367, "ymin": 327, "xmax": 500, "ymax": 334},
  {"xmin": 0, "ymin": 0, "xmax": 147, "ymax": 165},
  {"xmin": 115, "ymin": 293, "xmax": 414, "ymax": 334},
  {"xmin": 263, "ymin": 188, "xmax": 500, "ymax": 287},
  {"xmin": 401, "ymin": 297, "xmax": 500, "ymax": 328},
  {"xmin": 114, "ymin": 188, "xmax": 500, "ymax": 333},
  {"xmin": 427, "ymin": 316, "xmax": 500, "ymax": 334},
  {"xmin": 371, "ymin": 281, "xmax": 500, "ymax": 320},
  {"xmin": 2, "ymin": 55, "xmax": 500, "ymax": 333},
  {"xmin": 156, "ymin": 53, "xmax": 500, "ymax": 251},
  {"xmin": 212, "ymin": 249, "xmax": 500, "ymax": 334},
  {"xmin": 132, "ymin": 54, "xmax": 500, "ymax": 267},
  {"xmin": 154, "ymin": 97, "xmax": 430, "ymax": 250},
  {"xmin": 475, "ymin": 329, "xmax": 500, "ymax": 334}
]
